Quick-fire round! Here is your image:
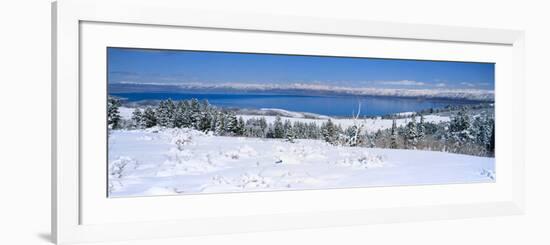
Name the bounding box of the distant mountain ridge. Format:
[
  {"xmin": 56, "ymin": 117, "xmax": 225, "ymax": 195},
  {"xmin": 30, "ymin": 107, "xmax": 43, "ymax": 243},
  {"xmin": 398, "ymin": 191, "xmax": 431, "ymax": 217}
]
[{"xmin": 109, "ymin": 82, "xmax": 495, "ymax": 102}]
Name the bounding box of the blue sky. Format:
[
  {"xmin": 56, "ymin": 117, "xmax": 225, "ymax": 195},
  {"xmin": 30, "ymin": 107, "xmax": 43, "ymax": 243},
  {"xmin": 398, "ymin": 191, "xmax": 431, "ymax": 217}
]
[{"xmin": 107, "ymin": 47, "xmax": 494, "ymax": 90}]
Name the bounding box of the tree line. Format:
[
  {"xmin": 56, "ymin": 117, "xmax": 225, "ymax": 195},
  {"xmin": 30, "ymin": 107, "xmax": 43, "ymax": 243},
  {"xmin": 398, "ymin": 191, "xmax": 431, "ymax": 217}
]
[{"xmin": 108, "ymin": 97, "xmax": 495, "ymax": 157}]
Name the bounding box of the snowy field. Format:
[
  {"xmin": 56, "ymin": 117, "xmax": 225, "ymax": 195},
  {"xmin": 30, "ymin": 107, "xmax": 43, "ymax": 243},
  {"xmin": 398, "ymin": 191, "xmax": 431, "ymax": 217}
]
[{"xmin": 108, "ymin": 127, "xmax": 495, "ymax": 197}]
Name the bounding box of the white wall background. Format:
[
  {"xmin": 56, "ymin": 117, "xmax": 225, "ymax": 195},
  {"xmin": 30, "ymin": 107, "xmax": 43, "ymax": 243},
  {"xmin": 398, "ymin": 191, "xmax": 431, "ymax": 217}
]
[{"xmin": 0, "ymin": 0, "xmax": 548, "ymax": 244}]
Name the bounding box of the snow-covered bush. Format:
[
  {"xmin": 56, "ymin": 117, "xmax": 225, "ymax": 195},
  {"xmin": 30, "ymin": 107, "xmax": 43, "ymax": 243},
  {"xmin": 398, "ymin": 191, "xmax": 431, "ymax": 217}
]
[
  {"xmin": 237, "ymin": 172, "xmax": 270, "ymax": 189},
  {"xmin": 109, "ymin": 156, "xmax": 137, "ymax": 178},
  {"xmin": 337, "ymin": 152, "xmax": 386, "ymax": 169}
]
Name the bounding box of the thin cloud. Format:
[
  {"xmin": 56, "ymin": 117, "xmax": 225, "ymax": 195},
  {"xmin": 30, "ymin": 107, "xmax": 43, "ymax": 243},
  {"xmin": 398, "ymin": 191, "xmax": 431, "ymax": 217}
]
[
  {"xmin": 460, "ymin": 82, "xmax": 476, "ymax": 87},
  {"xmin": 378, "ymin": 80, "xmax": 426, "ymax": 86}
]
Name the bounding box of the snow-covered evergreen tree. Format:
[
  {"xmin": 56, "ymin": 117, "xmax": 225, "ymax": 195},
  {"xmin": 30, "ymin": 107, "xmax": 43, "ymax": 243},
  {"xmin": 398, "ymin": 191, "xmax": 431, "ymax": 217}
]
[
  {"xmin": 448, "ymin": 109, "xmax": 472, "ymax": 146},
  {"xmin": 155, "ymin": 99, "xmax": 175, "ymax": 127},
  {"xmin": 418, "ymin": 114, "xmax": 426, "ymax": 141},
  {"xmin": 283, "ymin": 119, "xmax": 293, "ymax": 139},
  {"xmin": 173, "ymin": 101, "xmax": 190, "ymax": 128},
  {"xmin": 131, "ymin": 108, "xmax": 144, "ymax": 129},
  {"xmin": 470, "ymin": 115, "xmax": 494, "ymax": 154},
  {"xmin": 142, "ymin": 107, "xmax": 157, "ymax": 128},
  {"xmin": 189, "ymin": 98, "xmax": 201, "ymax": 128},
  {"xmin": 259, "ymin": 117, "xmax": 268, "ymax": 137},
  {"xmin": 321, "ymin": 119, "xmax": 338, "ymax": 145},
  {"xmin": 209, "ymin": 111, "xmax": 219, "ymax": 133},
  {"xmin": 489, "ymin": 123, "xmax": 495, "ymax": 154},
  {"xmin": 266, "ymin": 126, "xmax": 275, "ymax": 138},
  {"xmin": 293, "ymin": 121, "xmax": 309, "ymax": 139},
  {"xmin": 480, "ymin": 116, "xmax": 493, "ymax": 145},
  {"xmin": 225, "ymin": 112, "xmax": 239, "ymax": 135},
  {"xmin": 390, "ymin": 119, "xmax": 398, "ymax": 149},
  {"xmin": 405, "ymin": 116, "xmax": 419, "ymax": 149},
  {"xmin": 308, "ymin": 122, "xmax": 321, "ymax": 139},
  {"xmin": 214, "ymin": 111, "xmax": 226, "ymax": 135},
  {"xmin": 273, "ymin": 116, "xmax": 284, "ymax": 138},
  {"xmin": 197, "ymin": 100, "xmax": 212, "ymax": 132},
  {"xmin": 373, "ymin": 129, "xmax": 385, "ymax": 148},
  {"xmin": 237, "ymin": 117, "xmax": 245, "ymax": 136},
  {"xmin": 281, "ymin": 120, "xmax": 295, "ymax": 142},
  {"xmin": 365, "ymin": 133, "xmax": 375, "ymax": 148},
  {"xmin": 107, "ymin": 96, "xmax": 122, "ymax": 129}
]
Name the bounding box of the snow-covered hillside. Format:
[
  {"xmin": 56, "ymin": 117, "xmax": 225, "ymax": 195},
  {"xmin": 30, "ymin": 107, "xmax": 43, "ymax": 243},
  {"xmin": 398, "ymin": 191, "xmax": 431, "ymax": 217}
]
[{"xmin": 108, "ymin": 128, "xmax": 495, "ymax": 197}]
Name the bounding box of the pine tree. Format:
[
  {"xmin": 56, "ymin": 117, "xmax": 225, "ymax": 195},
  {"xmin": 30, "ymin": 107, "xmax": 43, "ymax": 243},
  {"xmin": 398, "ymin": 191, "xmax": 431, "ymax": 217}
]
[
  {"xmin": 365, "ymin": 133, "xmax": 375, "ymax": 148},
  {"xmin": 418, "ymin": 114, "xmax": 426, "ymax": 141},
  {"xmin": 237, "ymin": 117, "xmax": 245, "ymax": 136},
  {"xmin": 473, "ymin": 116, "xmax": 492, "ymax": 146},
  {"xmin": 225, "ymin": 112, "xmax": 239, "ymax": 135},
  {"xmin": 283, "ymin": 119, "xmax": 293, "ymax": 137},
  {"xmin": 266, "ymin": 126, "xmax": 275, "ymax": 138},
  {"xmin": 209, "ymin": 111, "xmax": 219, "ymax": 133},
  {"xmin": 335, "ymin": 124, "xmax": 345, "ymax": 145},
  {"xmin": 259, "ymin": 117, "xmax": 268, "ymax": 137},
  {"xmin": 292, "ymin": 121, "xmax": 307, "ymax": 139},
  {"xmin": 198, "ymin": 100, "xmax": 212, "ymax": 132},
  {"xmin": 189, "ymin": 98, "xmax": 201, "ymax": 128},
  {"xmin": 273, "ymin": 116, "xmax": 284, "ymax": 138},
  {"xmin": 448, "ymin": 109, "xmax": 471, "ymax": 145},
  {"xmin": 489, "ymin": 122, "xmax": 495, "ymax": 154},
  {"xmin": 405, "ymin": 116, "xmax": 419, "ymax": 149},
  {"xmin": 308, "ymin": 122, "xmax": 320, "ymax": 139},
  {"xmin": 142, "ymin": 107, "xmax": 157, "ymax": 128},
  {"xmin": 242, "ymin": 118, "xmax": 261, "ymax": 137},
  {"xmin": 282, "ymin": 120, "xmax": 296, "ymax": 142},
  {"xmin": 214, "ymin": 111, "xmax": 226, "ymax": 135},
  {"xmin": 107, "ymin": 96, "xmax": 122, "ymax": 129},
  {"xmin": 470, "ymin": 115, "xmax": 494, "ymax": 155},
  {"xmin": 390, "ymin": 119, "xmax": 398, "ymax": 149},
  {"xmin": 155, "ymin": 99, "xmax": 175, "ymax": 127},
  {"xmin": 173, "ymin": 101, "xmax": 186, "ymax": 128},
  {"xmin": 373, "ymin": 129, "xmax": 384, "ymax": 148},
  {"xmin": 198, "ymin": 111, "xmax": 211, "ymax": 132},
  {"xmin": 321, "ymin": 119, "xmax": 338, "ymax": 144},
  {"xmin": 131, "ymin": 108, "xmax": 144, "ymax": 129}
]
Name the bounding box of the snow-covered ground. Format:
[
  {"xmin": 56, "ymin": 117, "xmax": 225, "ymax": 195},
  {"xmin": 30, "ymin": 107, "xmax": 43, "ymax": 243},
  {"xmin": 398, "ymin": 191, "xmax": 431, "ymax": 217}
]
[
  {"xmin": 394, "ymin": 111, "xmax": 416, "ymax": 117},
  {"xmin": 118, "ymin": 107, "xmax": 135, "ymax": 120},
  {"xmin": 245, "ymin": 108, "xmax": 331, "ymax": 119},
  {"xmin": 108, "ymin": 128, "xmax": 495, "ymax": 197}
]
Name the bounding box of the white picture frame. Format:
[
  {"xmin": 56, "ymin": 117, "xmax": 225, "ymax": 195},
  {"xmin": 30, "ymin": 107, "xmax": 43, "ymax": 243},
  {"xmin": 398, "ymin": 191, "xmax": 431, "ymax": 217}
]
[{"xmin": 52, "ymin": 0, "xmax": 525, "ymax": 244}]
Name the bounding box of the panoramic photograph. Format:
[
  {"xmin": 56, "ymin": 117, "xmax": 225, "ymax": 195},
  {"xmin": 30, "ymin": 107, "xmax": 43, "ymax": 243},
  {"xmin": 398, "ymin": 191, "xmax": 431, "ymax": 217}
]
[{"xmin": 107, "ymin": 47, "xmax": 495, "ymax": 197}]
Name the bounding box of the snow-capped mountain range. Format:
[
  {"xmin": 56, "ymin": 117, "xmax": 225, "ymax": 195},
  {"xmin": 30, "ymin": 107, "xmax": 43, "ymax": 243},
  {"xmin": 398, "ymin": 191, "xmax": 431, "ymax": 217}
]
[{"xmin": 110, "ymin": 81, "xmax": 495, "ymax": 101}]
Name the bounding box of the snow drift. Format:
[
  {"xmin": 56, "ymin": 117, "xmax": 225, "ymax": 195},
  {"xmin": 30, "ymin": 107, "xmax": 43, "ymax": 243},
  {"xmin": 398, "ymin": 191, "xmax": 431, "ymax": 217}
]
[{"xmin": 108, "ymin": 128, "xmax": 495, "ymax": 197}]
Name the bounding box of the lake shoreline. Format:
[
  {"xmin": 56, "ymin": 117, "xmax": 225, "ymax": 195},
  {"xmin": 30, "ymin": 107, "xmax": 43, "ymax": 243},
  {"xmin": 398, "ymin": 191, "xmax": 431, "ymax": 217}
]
[{"xmin": 109, "ymin": 91, "xmax": 490, "ymax": 118}]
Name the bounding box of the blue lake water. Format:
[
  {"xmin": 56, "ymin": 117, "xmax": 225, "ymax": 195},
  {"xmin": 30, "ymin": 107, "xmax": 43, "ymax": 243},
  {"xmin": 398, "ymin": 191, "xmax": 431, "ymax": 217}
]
[{"xmin": 110, "ymin": 92, "xmax": 479, "ymax": 117}]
